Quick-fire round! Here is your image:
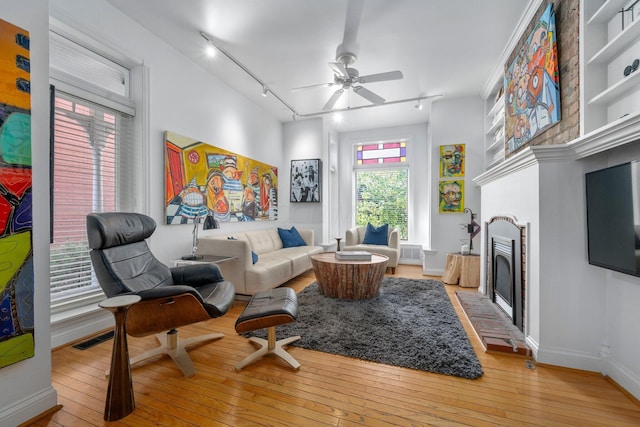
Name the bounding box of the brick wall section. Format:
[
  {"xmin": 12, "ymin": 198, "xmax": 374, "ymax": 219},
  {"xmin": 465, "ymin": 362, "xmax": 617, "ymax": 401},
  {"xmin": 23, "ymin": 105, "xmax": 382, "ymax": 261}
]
[{"xmin": 506, "ymin": 0, "xmax": 580, "ymax": 157}]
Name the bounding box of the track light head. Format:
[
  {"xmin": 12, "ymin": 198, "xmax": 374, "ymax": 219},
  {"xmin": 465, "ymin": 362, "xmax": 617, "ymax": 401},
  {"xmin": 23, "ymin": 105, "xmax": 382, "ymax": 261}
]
[{"xmin": 262, "ymin": 86, "xmax": 268, "ymax": 97}]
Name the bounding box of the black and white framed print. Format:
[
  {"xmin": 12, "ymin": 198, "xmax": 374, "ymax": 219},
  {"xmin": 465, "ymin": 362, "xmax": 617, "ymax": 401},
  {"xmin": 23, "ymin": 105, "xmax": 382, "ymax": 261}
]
[{"xmin": 290, "ymin": 159, "xmax": 321, "ymax": 202}]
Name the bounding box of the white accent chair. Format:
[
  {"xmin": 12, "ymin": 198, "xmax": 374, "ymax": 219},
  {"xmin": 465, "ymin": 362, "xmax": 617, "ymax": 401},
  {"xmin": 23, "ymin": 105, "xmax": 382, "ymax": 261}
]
[{"xmin": 343, "ymin": 226, "xmax": 400, "ymax": 274}]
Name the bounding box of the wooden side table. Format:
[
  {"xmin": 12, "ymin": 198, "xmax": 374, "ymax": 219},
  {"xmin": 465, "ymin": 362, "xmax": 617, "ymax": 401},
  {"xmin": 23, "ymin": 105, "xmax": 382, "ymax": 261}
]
[
  {"xmin": 442, "ymin": 253, "xmax": 480, "ymax": 287},
  {"xmin": 99, "ymin": 294, "xmax": 141, "ymax": 421}
]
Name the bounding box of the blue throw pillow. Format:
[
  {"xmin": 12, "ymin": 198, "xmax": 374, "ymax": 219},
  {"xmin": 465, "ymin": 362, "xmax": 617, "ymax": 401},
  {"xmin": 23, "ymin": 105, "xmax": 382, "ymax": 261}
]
[
  {"xmin": 362, "ymin": 223, "xmax": 389, "ymax": 245},
  {"xmin": 278, "ymin": 226, "xmax": 307, "ymax": 248},
  {"xmin": 251, "ymin": 251, "xmax": 259, "ymax": 264}
]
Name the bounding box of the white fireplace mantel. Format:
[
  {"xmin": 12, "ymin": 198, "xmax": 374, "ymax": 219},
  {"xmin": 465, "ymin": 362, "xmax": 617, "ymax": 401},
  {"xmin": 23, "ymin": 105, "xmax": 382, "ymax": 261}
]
[{"xmin": 474, "ymin": 111, "xmax": 640, "ymax": 187}]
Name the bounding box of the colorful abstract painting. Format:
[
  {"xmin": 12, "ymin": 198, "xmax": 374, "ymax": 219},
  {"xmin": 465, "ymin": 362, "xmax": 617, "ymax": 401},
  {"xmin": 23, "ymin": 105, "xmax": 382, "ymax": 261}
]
[
  {"xmin": 439, "ymin": 180, "xmax": 464, "ymax": 214},
  {"xmin": 0, "ymin": 19, "xmax": 34, "ymax": 368},
  {"xmin": 439, "ymin": 144, "xmax": 465, "ymax": 178},
  {"xmin": 165, "ymin": 131, "xmax": 278, "ymax": 224},
  {"xmin": 504, "ymin": 3, "xmax": 560, "ymax": 155}
]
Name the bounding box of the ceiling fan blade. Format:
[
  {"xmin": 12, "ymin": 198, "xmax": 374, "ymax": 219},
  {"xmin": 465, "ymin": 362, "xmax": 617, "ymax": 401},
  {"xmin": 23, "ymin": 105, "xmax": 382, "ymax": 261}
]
[
  {"xmin": 323, "ymin": 88, "xmax": 345, "ymax": 111},
  {"xmin": 329, "ymin": 62, "xmax": 349, "ymax": 79},
  {"xmin": 337, "ymin": 0, "xmax": 364, "ymax": 58},
  {"xmin": 353, "ymin": 86, "xmax": 385, "ymax": 104},
  {"xmin": 291, "ymin": 82, "xmax": 334, "ymax": 92},
  {"xmin": 358, "ymin": 70, "xmax": 404, "ymax": 84}
]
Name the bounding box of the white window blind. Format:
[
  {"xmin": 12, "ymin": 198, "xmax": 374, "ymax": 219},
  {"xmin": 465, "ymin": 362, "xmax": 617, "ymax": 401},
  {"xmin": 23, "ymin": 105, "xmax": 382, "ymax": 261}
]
[{"xmin": 49, "ymin": 31, "xmax": 138, "ymax": 310}]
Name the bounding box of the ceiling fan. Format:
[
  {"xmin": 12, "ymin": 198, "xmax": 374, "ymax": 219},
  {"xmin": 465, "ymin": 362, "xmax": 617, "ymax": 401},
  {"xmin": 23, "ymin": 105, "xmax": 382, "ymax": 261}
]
[{"xmin": 293, "ymin": 0, "xmax": 404, "ymax": 111}]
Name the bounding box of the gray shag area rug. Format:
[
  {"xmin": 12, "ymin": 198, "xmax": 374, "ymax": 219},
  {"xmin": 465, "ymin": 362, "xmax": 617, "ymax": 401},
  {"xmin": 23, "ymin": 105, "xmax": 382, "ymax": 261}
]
[{"xmin": 245, "ymin": 277, "xmax": 483, "ymax": 379}]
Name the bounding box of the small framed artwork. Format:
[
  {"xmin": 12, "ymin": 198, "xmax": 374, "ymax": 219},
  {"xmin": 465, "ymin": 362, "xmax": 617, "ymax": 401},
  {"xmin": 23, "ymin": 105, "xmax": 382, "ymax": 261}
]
[
  {"xmin": 290, "ymin": 159, "xmax": 321, "ymax": 202},
  {"xmin": 439, "ymin": 144, "xmax": 465, "ymax": 178},
  {"xmin": 439, "ymin": 180, "xmax": 464, "ymax": 213}
]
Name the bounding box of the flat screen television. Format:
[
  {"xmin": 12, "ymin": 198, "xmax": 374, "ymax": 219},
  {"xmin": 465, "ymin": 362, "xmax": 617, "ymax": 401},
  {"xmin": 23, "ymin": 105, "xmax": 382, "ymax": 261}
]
[{"xmin": 585, "ymin": 160, "xmax": 640, "ymax": 277}]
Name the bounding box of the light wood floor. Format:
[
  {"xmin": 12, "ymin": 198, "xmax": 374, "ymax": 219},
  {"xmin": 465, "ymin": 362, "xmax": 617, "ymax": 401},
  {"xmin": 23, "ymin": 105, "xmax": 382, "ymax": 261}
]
[{"xmin": 31, "ymin": 265, "xmax": 640, "ymax": 426}]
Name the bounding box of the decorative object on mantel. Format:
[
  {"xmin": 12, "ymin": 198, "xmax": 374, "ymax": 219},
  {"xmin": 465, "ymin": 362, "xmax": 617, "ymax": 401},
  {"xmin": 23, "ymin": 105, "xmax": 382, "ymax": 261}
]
[
  {"xmin": 439, "ymin": 144, "xmax": 465, "ymax": 178},
  {"xmin": 463, "ymin": 207, "xmax": 481, "ymax": 252},
  {"xmin": 438, "ymin": 180, "xmax": 464, "ymax": 213},
  {"xmin": 290, "ymin": 159, "xmax": 321, "ymax": 202},
  {"xmin": 0, "ymin": 18, "xmax": 35, "ymax": 369},
  {"xmin": 165, "ymin": 131, "xmax": 278, "ymax": 224},
  {"xmin": 504, "ymin": 2, "xmax": 560, "ymax": 156}
]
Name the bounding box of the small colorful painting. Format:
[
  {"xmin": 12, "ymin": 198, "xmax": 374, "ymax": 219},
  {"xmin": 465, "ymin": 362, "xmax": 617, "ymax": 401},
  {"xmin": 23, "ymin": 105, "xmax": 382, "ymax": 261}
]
[
  {"xmin": 165, "ymin": 131, "xmax": 278, "ymax": 224},
  {"xmin": 0, "ymin": 19, "xmax": 34, "ymax": 369},
  {"xmin": 439, "ymin": 180, "xmax": 464, "ymax": 213},
  {"xmin": 439, "ymin": 144, "xmax": 465, "ymax": 178},
  {"xmin": 504, "ymin": 2, "xmax": 560, "ymax": 155}
]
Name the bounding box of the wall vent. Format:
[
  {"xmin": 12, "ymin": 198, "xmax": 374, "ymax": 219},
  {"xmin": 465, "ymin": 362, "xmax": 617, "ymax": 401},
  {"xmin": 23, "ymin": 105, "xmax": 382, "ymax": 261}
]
[{"xmin": 400, "ymin": 244, "xmax": 423, "ymax": 265}]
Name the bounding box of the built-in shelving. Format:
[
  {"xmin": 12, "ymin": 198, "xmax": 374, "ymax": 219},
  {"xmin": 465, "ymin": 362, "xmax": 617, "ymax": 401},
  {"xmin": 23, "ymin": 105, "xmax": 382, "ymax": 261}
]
[
  {"xmin": 483, "ymin": 90, "xmax": 505, "ymax": 169},
  {"xmin": 582, "ymin": 0, "xmax": 640, "ymax": 134},
  {"xmin": 486, "ymin": 135, "xmax": 505, "ymax": 152},
  {"xmin": 588, "ymin": 68, "xmax": 640, "ymax": 105},
  {"xmin": 588, "ymin": 16, "xmax": 640, "ymax": 64}
]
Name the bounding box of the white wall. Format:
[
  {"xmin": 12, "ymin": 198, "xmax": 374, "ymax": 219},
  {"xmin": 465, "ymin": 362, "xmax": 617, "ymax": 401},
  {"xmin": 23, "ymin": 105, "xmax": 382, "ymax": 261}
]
[
  {"xmin": 587, "ymin": 143, "xmax": 640, "ymax": 398},
  {"xmin": 283, "ymin": 118, "xmax": 325, "ymax": 242},
  {"xmin": 424, "ymin": 97, "xmax": 485, "ymax": 274},
  {"xmin": 47, "ymin": 0, "xmax": 286, "ymax": 347},
  {"xmin": 0, "ymin": 1, "xmax": 58, "ymax": 425},
  {"xmin": 50, "ymin": 0, "xmax": 285, "ymax": 266},
  {"xmin": 479, "ymin": 142, "xmax": 640, "ymax": 400}
]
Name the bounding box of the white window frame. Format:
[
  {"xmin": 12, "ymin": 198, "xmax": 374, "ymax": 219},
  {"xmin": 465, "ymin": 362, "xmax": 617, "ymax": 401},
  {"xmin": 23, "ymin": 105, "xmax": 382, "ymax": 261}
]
[
  {"xmin": 352, "ymin": 140, "xmax": 410, "ymax": 240},
  {"xmin": 49, "ymin": 20, "xmax": 149, "ymax": 314}
]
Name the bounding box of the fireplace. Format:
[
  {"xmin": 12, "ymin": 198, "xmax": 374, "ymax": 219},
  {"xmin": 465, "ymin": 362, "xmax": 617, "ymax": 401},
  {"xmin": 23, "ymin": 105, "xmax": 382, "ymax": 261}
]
[{"xmin": 486, "ymin": 217, "xmax": 525, "ymax": 332}]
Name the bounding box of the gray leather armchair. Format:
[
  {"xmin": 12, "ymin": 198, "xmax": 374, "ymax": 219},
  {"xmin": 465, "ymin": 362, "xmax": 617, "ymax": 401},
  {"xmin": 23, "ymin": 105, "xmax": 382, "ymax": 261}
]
[{"xmin": 87, "ymin": 212, "xmax": 235, "ymax": 377}]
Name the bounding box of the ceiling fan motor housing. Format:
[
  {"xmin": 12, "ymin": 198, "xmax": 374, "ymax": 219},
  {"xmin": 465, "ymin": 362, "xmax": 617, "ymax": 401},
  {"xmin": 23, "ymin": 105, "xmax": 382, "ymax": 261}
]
[{"xmin": 336, "ymin": 51, "xmax": 357, "ymax": 66}]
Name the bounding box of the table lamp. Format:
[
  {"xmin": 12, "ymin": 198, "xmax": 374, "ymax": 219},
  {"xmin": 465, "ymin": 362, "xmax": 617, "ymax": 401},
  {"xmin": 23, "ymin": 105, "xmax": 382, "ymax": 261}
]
[{"xmin": 181, "ymin": 213, "xmax": 219, "ymax": 260}]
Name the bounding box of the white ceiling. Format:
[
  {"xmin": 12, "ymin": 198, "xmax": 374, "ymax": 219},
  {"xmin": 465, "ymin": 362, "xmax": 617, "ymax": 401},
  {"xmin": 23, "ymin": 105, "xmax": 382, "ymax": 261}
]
[{"xmin": 105, "ymin": 0, "xmax": 530, "ymax": 132}]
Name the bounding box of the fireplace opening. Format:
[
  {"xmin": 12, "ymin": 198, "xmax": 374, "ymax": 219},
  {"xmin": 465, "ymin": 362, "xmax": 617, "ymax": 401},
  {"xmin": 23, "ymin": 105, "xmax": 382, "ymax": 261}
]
[
  {"xmin": 486, "ymin": 217, "xmax": 525, "ymax": 332},
  {"xmin": 493, "ymin": 244, "xmax": 513, "ymax": 319}
]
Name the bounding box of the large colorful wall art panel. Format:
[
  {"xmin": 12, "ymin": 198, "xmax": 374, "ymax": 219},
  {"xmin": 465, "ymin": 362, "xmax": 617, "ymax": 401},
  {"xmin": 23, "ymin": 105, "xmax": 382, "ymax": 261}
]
[
  {"xmin": 0, "ymin": 19, "xmax": 34, "ymax": 368},
  {"xmin": 504, "ymin": 2, "xmax": 560, "ymax": 155},
  {"xmin": 165, "ymin": 131, "xmax": 278, "ymax": 224}
]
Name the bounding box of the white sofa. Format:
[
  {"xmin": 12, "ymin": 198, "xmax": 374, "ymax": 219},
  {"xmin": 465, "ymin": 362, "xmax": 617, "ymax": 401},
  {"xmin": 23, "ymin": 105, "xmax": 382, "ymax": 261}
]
[
  {"xmin": 343, "ymin": 226, "xmax": 400, "ymax": 274},
  {"xmin": 197, "ymin": 228, "xmax": 323, "ymax": 296}
]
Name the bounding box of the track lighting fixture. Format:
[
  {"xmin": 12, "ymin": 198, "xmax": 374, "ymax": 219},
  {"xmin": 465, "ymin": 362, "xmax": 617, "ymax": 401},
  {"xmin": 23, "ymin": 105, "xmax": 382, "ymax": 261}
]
[
  {"xmin": 205, "ymin": 43, "xmax": 216, "ymax": 58},
  {"xmin": 198, "ymin": 31, "xmax": 443, "ymax": 121}
]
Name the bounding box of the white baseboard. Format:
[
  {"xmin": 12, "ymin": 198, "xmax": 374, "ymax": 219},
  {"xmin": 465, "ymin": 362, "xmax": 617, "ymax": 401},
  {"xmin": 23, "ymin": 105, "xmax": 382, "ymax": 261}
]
[
  {"xmin": 534, "ymin": 344, "xmax": 640, "ymax": 400},
  {"xmin": 423, "ymin": 268, "xmax": 444, "ymax": 276},
  {"xmin": 51, "ymin": 306, "xmax": 113, "ymax": 349},
  {"xmin": 0, "ymin": 386, "xmax": 58, "ymax": 426},
  {"xmin": 399, "ymin": 259, "xmax": 422, "ymax": 265},
  {"xmin": 606, "ymin": 357, "xmax": 640, "ymax": 400},
  {"xmin": 535, "ymin": 345, "xmax": 603, "ymax": 373}
]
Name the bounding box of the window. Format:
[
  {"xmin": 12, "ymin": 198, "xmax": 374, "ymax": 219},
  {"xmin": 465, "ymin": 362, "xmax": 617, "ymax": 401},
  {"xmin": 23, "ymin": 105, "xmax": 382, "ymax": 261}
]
[
  {"xmin": 354, "ymin": 142, "xmax": 408, "ymax": 239},
  {"xmin": 49, "ymin": 30, "xmax": 140, "ymax": 310}
]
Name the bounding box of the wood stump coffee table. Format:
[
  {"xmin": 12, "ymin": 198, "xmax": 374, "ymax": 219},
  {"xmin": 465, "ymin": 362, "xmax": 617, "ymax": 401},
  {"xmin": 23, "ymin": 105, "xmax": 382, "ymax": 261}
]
[{"xmin": 310, "ymin": 252, "xmax": 389, "ymax": 300}]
